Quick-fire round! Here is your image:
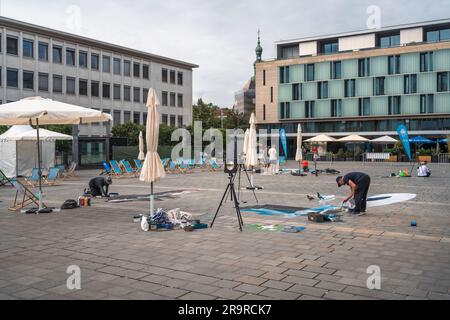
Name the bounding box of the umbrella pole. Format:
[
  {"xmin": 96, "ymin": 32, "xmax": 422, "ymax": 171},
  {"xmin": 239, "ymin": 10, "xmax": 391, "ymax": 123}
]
[
  {"xmin": 150, "ymin": 182, "xmax": 154, "ymax": 217},
  {"xmin": 36, "ymin": 119, "xmax": 43, "ymax": 212}
]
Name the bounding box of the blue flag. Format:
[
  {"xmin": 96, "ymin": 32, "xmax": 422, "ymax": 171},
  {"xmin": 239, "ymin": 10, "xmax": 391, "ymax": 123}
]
[
  {"xmin": 280, "ymin": 129, "xmax": 288, "ymax": 158},
  {"xmin": 397, "ymin": 124, "xmax": 411, "ymax": 161}
]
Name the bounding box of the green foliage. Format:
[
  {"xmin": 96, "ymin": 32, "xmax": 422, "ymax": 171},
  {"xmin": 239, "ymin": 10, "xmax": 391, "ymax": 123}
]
[
  {"xmin": 0, "ymin": 126, "xmax": 7, "ymax": 135},
  {"xmin": 418, "ymin": 148, "xmax": 432, "ymax": 156},
  {"xmin": 159, "ymin": 123, "xmax": 178, "ymax": 146},
  {"xmin": 192, "ymin": 98, "xmax": 221, "ymax": 129},
  {"xmin": 42, "ymin": 125, "xmax": 73, "ymax": 153},
  {"xmin": 223, "ymin": 109, "xmax": 249, "ymax": 130},
  {"xmin": 111, "ymin": 122, "xmax": 146, "ymax": 146}
]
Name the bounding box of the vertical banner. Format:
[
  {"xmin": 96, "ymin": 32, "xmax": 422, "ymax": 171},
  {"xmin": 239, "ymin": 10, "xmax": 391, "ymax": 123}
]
[
  {"xmin": 397, "ymin": 124, "xmax": 412, "ymax": 161},
  {"xmin": 280, "ymin": 129, "xmax": 288, "ymax": 158}
]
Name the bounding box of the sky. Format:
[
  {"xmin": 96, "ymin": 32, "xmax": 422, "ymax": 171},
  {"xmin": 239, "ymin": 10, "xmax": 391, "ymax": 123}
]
[{"xmin": 1, "ymin": 0, "xmax": 449, "ymax": 107}]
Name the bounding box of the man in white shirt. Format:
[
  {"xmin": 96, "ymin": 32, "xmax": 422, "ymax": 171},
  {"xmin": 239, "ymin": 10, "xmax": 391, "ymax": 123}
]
[
  {"xmin": 417, "ymin": 162, "xmax": 431, "ymax": 177},
  {"xmin": 268, "ymin": 146, "xmax": 278, "ymax": 175}
]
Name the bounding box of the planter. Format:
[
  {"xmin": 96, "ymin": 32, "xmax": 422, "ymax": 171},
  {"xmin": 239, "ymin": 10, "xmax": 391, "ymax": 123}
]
[
  {"xmin": 418, "ymin": 156, "xmax": 432, "ymax": 163},
  {"xmin": 389, "ymin": 155, "xmax": 398, "ymax": 162}
]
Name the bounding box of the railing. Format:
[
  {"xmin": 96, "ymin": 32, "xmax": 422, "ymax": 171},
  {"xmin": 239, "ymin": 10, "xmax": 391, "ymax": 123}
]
[
  {"xmin": 438, "ymin": 153, "xmax": 450, "ymax": 163},
  {"xmin": 363, "ymin": 153, "xmax": 391, "ymax": 162}
]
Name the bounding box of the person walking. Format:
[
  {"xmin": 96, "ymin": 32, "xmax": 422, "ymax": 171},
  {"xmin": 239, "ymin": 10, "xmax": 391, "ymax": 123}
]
[
  {"xmin": 268, "ymin": 146, "xmax": 278, "ymax": 175},
  {"xmin": 336, "ymin": 172, "xmax": 371, "ymax": 215}
]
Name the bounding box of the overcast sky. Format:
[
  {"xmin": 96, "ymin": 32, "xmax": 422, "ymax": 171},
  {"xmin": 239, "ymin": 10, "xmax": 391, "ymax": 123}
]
[{"xmin": 1, "ymin": 0, "xmax": 449, "ymax": 107}]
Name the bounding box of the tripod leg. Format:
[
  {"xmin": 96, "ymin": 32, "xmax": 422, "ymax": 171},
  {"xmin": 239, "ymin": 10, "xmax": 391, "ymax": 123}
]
[
  {"xmin": 210, "ymin": 184, "xmax": 231, "ymax": 228},
  {"xmin": 237, "ymin": 165, "xmax": 242, "ymax": 201},
  {"xmin": 244, "ymin": 167, "xmax": 258, "ymax": 203},
  {"xmin": 230, "ymin": 183, "xmax": 243, "ymax": 232}
]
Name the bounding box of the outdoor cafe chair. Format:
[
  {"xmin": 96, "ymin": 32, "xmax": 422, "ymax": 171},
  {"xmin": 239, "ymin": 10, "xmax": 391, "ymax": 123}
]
[
  {"xmin": 24, "ymin": 168, "xmax": 41, "ymax": 187},
  {"xmin": 44, "ymin": 167, "xmax": 61, "ymax": 186},
  {"xmin": 9, "ymin": 179, "xmax": 46, "ymax": 212}
]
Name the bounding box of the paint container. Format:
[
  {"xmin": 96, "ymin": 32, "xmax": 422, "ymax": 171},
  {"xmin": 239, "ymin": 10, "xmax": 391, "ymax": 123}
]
[{"xmin": 411, "ymin": 220, "xmax": 417, "ymax": 227}]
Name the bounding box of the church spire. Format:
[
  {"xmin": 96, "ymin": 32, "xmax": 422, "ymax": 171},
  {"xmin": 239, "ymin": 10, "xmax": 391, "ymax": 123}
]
[{"xmin": 254, "ymin": 29, "xmax": 263, "ymax": 76}]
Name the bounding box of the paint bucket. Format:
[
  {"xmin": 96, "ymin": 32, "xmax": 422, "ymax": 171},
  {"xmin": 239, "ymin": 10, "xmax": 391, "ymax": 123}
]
[{"xmin": 411, "ymin": 220, "xmax": 417, "ymax": 227}]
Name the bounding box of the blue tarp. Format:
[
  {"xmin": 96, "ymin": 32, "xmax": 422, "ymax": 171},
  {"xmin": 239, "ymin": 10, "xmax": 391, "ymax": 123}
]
[{"xmin": 409, "ymin": 136, "xmax": 434, "ymax": 144}]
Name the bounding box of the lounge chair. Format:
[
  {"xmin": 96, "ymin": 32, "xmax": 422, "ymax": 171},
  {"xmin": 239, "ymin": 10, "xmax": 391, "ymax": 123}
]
[
  {"xmin": 166, "ymin": 160, "xmax": 179, "ymax": 174},
  {"xmin": 134, "ymin": 159, "xmax": 143, "ymax": 173},
  {"xmin": 110, "ymin": 160, "xmax": 126, "ymax": 176},
  {"xmin": 9, "ymin": 179, "xmax": 46, "ymax": 212},
  {"xmin": 61, "ymin": 162, "xmax": 78, "ymax": 180},
  {"xmin": 101, "ymin": 161, "xmax": 113, "ymax": 175},
  {"xmin": 44, "ymin": 167, "xmax": 61, "ymax": 186},
  {"xmin": 209, "ymin": 159, "xmax": 222, "ymax": 172},
  {"xmin": 121, "ymin": 160, "xmax": 138, "ymax": 176},
  {"xmin": 24, "ymin": 168, "xmax": 41, "ymax": 187},
  {"xmin": 180, "ymin": 160, "xmax": 193, "ymax": 174},
  {"xmin": 0, "ymin": 169, "xmax": 13, "ymax": 187}
]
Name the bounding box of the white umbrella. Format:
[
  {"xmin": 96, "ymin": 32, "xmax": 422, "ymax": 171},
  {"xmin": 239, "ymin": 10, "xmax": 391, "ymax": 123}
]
[
  {"xmin": 295, "ymin": 124, "xmax": 303, "ymax": 171},
  {"xmin": 370, "ymin": 136, "xmax": 398, "ymax": 144},
  {"xmin": 0, "ymin": 125, "xmax": 73, "ymax": 142},
  {"xmin": 305, "ymin": 134, "xmax": 337, "ymax": 143},
  {"xmin": 245, "ymin": 113, "xmax": 259, "ymax": 188},
  {"xmin": 139, "ymin": 89, "xmax": 165, "ymax": 217},
  {"xmin": 338, "ymin": 135, "xmax": 369, "ymax": 143},
  {"xmin": 0, "ymin": 97, "xmax": 112, "ymax": 212},
  {"xmin": 243, "ymin": 129, "xmax": 249, "ymax": 158},
  {"xmin": 138, "ymin": 131, "xmax": 145, "ymax": 161}
]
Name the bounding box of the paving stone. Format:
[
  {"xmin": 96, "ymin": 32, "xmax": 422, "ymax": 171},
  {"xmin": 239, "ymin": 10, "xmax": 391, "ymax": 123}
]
[
  {"xmin": 13, "ymin": 288, "xmax": 47, "ymax": 299},
  {"xmin": 288, "ymin": 284, "xmax": 327, "ymax": 298},
  {"xmin": 211, "ymin": 288, "xmax": 245, "ymax": 300},
  {"xmin": 155, "ymin": 286, "xmax": 190, "ymax": 299},
  {"xmin": 234, "ymin": 283, "xmax": 265, "ymax": 295},
  {"xmin": 315, "ymin": 281, "xmax": 346, "ymax": 292},
  {"xmin": 261, "ymin": 280, "xmax": 294, "ymax": 291}
]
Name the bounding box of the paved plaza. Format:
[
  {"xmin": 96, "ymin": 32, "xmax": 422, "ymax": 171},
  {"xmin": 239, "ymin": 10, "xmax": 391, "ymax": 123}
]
[{"xmin": 0, "ymin": 161, "xmax": 450, "ymax": 300}]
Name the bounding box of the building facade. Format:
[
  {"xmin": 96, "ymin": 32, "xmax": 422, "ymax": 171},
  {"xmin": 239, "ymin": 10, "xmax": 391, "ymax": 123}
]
[
  {"xmin": 234, "ymin": 77, "xmax": 255, "ymax": 115},
  {"xmin": 255, "ymin": 19, "xmax": 450, "ymax": 156},
  {"xmin": 0, "ymin": 17, "xmax": 197, "ymax": 165}
]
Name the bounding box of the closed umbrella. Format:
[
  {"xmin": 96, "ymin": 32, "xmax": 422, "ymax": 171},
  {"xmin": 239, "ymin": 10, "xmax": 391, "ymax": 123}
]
[
  {"xmin": 0, "ymin": 97, "xmax": 112, "ymax": 212},
  {"xmin": 138, "ymin": 131, "xmax": 145, "ymax": 161},
  {"xmin": 139, "ymin": 89, "xmax": 165, "ymax": 217},
  {"xmin": 243, "ymin": 129, "xmax": 249, "ymax": 158},
  {"xmin": 295, "ymin": 124, "xmax": 303, "ymax": 171},
  {"xmin": 245, "ymin": 113, "xmax": 258, "ymax": 188}
]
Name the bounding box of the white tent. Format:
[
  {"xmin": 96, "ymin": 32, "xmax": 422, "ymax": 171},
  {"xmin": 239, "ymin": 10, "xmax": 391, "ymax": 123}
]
[{"xmin": 0, "ymin": 125, "xmax": 72, "ymax": 178}]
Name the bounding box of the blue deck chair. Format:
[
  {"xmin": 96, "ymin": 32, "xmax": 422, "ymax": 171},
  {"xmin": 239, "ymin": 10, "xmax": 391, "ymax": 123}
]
[
  {"xmin": 279, "ymin": 156, "xmax": 286, "ymax": 166},
  {"xmin": 44, "ymin": 167, "xmax": 61, "ymax": 186},
  {"xmin": 121, "ymin": 160, "xmax": 137, "ymax": 176},
  {"xmin": 101, "ymin": 161, "xmax": 112, "ymax": 175},
  {"xmin": 180, "ymin": 160, "xmax": 192, "ymax": 173},
  {"xmin": 110, "ymin": 160, "xmax": 125, "ymax": 176},
  {"xmin": 24, "ymin": 168, "xmax": 40, "ymax": 187},
  {"xmin": 0, "ymin": 169, "xmax": 13, "ymax": 187},
  {"xmin": 209, "ymin": 159, "xmax": 221, "ymax": 172},
  {"xmin": 134, "ymin": 159, "xmax": 143, "ymax": 172},
  {"xmin": 167, "ymin": 160, "xmax": 179, "ymax": 174}
]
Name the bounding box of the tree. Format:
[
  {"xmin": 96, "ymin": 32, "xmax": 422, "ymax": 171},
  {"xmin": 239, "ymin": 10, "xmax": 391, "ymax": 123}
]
[
  {"xmin": 111, "ymin": 122, "xmax": 146, "ymax": 146},
  {"xmin": 0, "ymin": 126, "xmax": 7, "ymax": 135},
  {"xmin": 192, "ymin": 98, "xmax": 221, "ymax": 129},
  {"xmin": 223, "ymin": 109, "xmax": 249, "ymax": 130}
]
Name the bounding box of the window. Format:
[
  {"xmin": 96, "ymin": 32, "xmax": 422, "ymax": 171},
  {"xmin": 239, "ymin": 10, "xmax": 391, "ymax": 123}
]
[
  {"xmin": 38, "ymin": 73, "xmax": 48, "ymax": 91},
  {"xmin": 7, "ymin": 37, "xmax": 18, "ymax": 55},
  {"xmin": 143, "ymin": 88, "xmax": 149, "ymax": 103},
  {"xmin": 124, "ymin": 111, "xmax": 131, "ymax": 123},
  {"xmin": 124, "ymin": 86, "xmax": 131, "ymax": 101},
  {"xmin": 113, "ymin": 110, "xmax": 121, "ymax": 125},
  {"xmin": 162, "ymin": 91, "xmax": 168, "ymax": 106},
  {"xmin": 305, "ymin": 64, "xmax": 314, "ymax": 81},
  {"xmin": 378, "ymin": 33, "xmax": 400, "ymax": 48},
  {"xmin": 91, "ymin": 81, "xmax": 99, "ymax": 97},
  {"xmin": 79, "ymin": 79, "xmax": 88, "ymax": 96},
  {"xmin": 420, "ymin": 52, "xmax": 434, "ymax": 72},
  {"xmin": 420, "ymin": 95, "xmax": 434, "ymax": 114},
  {"xmin": 7, "ymin": 69, "xmax": 18, "ymax": 88},
  {"xmin": 331, "ymin": 99, "xmax": 342, "ymax": 117},
  {"xmin": 331, "ymin": 61, "xmax": 342, "ymax": 79},
  {"xmin": 320, "ymin": 40, "xmax": 338, "ymax": 54},
  {"xmin": 53, "ymin": 46, "xmax": 62, "ymax": 63},
  {"xmin": 263, "ymin": 104, "xmax": 266, "ymax": 121},
  {"xmin": 292, "ymin": 83, "xmax": 301, "ymax": 101},
  {"xmin": 114, "ymin": 84, "xmax": 121, "ymax": 100},
  {"xmin": 170, "ymin": 115, "xmax": 176, "ymax": 127},
  {"xmin": 270, "ymin": 87, "xmax": 273, "ymax": 103},
  {"xmin": 133, "ymin": 63, "xmax": 140, "ymax": 78},
  {"xmin": 53, "ymin": 75, "xmax": 62, "ymax": 93},
  {"xmin": 426, "ymin": 27, "xmax": 450, "ymax": 42},
  {"xmin": 178, "ymin": 116, "xmax": 183, "ymax": 127},
  {"xmin": 79, "ymin": 51, "xmax": 88, "ymax": 68},
  {"xmin": 388, "ymin": 96, "xmax": 401, "ymax": 115},
  {"xmin": 66, "ymin": 48, "xmax": 75, "ymax": 66},
  {"xmin": 23, "ymin": 39, "xmax": 34, "ymax": 58},
  {"xmin": 344, "ymin": 79, "xmax": 355, "ymax": 97},
  {"xmin": 177, "ymin": 72, "xmax": 183, "ymax": 85},
  {"xmin": 263, "ymin": 70, "xmax": 266, "ymax": 86},
  {"xmin": 38, "ymin": 42, "xmax": 48, "ymax": 61},
  {"xmin": 280, "ymin": 66, "xmax": 290, "ymax": 84},
  {"xmin": 66, "ymin": 77, "xmax": 76, "ymax": 94},
  {"xmin": 124, "ymin": 60, "xmax": 131, "ymax": 76},
  {"xmin": 162, "ymin": 114, "xmax": 168, "ymax": 124},
  {"xmin": 134, "ymin": 87, "xmax": 141, "ymax": 103},
  {"xmin": 281, "ymin": 46, "xmax": 299, "ymax": 59},
  {"xmin": 177, "ymin": 94, "xmax": 183, "ymax": 107},
  {"xmin": 102, "ymin": 83, "xmax": 111, "ymax": 98},
  {"xmin": 358, "ymin": 58, "xmax": 370, "ymax": 77},
  {"xmin": 318, "ymin": 81, "xmax": 328, "ymax": 99},
  {"xmin": 305, "ymin": 101, "xmax": 315, "ymax": 118},
  {"xmin": 113, "ymin": 58, "xmax": 121, "ymax": 75},
  {"xmin": 374, "ymin": 77, "xmax": 385, "ymax": 95},
  {"xmin": 162, "ymin": 69, "xmax": 168, "ymax": 83},
  {"xmin": 437, "ymin": 72, "xmax": 450, "ymax": 92},
  {"xmin": 103, "ymin": 56, "xmax": 111, "ymax": 73},
  {"xmin": 91, "ymin": 54, "xmax": 99, "ymax": 70},
  {"xmin": 388, "ymin": 55, "xmax": 400, "ymax": 75},
  {"xmin": 170, "ymin": 92, "xmax": 176, "ymax": 107},
  {"xmin": 133, "ymin": 112, "xmax": 141, "ymax": 124},
  {"xmin": 170, "ymin": 70, "xmax": 176, "ymax": 84},
  {"xmin": 359, "ymin": 98, "xmax": 370, "ymax": 116},
  {"xmin": 404, "ymin": 74, "xmax": 417, "ymax": 94},
  {"xmin": 280, "ymin": 102, "xmax": 290, "ymax": 119},
  {"xmin": 23, "ymin": 71, "xmax": 34, "ymax": 90},
  {"xmin": 143, "ymin": 65, "xmax": 150, "ymax": 79}
]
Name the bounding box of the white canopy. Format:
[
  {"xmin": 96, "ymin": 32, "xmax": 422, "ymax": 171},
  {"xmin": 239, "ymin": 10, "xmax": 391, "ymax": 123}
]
[
  {"xmin": 370, "ymin": 136, "xmax": 398, "ymax": 144},
  {"xmin": 245, "ymin": 113, "xmax": 258, "ymax": 168},
  {"xmin": 0, "ymin": 125, "xmax": 72, "ymax": 142},
  {"xmin": 339, "ymin": 135, "xmax": 369, "ymax": 143},
  {"xmin": 0, "ymin": 96, "xmax": 112, "ymax": 125},
  {"xmin": 305, "ymin": 134, "xmax": 337, "ymax": 143}
]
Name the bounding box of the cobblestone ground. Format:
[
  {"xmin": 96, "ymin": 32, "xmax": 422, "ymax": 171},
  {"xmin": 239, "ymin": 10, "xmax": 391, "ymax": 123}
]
[{"xmin": 0, "ymin": 161, "xmax": 449, "ymax": 300}]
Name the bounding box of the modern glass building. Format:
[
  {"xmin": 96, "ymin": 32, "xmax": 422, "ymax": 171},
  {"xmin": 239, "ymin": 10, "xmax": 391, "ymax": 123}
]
[{"xmin": 255, "ymin": 19, "xmax": 450, "ymax": 154}]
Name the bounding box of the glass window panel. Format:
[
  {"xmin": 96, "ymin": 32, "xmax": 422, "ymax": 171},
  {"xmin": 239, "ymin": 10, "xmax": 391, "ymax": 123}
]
[
  {"xmin": 79, "ymin": 51, "xmax": 88, "ymax": 68},
  {"xmin": 7, "ymin": 69, "xmax": 18, "ymax": 87},
  {"xmin": 23, "ymin": 39, "xmax": 34, "ymax": 58},
  {"xmin": 53, "ymin": 46, "xmax": 62, "ymax": 64},
  {"xmin": 103, "ymin": 56, "xmax": 111, "ymax": 73},
  {"xmin": 38, "ymin": 73, "xmax": 48, "ymax": 91},
  {"xmin": 53, "ymin": 75, "xmax": 62, "ymax": 93},
  {"xmin": 66, "ymin": 77, "xmax": 76, "ymax": 94},
  {"xmin": 66, "ymin": 49, "xmax": 75, "ymax": 66},
  {"xmin": 124, "ymin": 60, "xmax": 131, "ymax": 76},
  {"xmin": 38, "ymin": 42, "xmax": 48, "ymax": 61},
  {"xmin": 91, "ymin": 54, "xmax": 99, "ymax": 70},
  {"xmin": 23, "ymin": 71, "xmax": 34, "ymax": 90},
  {"xmin": 7, "ymin": 37, "xmax": 18, "ymax": 55}
]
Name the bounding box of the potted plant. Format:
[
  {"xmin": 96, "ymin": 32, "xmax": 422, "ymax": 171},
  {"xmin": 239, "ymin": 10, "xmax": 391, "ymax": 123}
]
[{"xmin": 418, "ymin": 149, "xmax": 432, "ymax": 163}]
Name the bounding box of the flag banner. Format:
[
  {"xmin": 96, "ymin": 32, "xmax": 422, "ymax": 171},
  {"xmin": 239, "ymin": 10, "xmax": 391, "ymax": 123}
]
[
  {"xmin": 397, "ymin": 124, "xmax": 411, "ymax": 161},
  {"xmin": 280, "ymin": 128, "xmax": 288, "ymax": 158}
]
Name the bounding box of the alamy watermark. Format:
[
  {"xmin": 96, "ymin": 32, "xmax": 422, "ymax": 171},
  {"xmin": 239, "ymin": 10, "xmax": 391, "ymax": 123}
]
[
  {"xmin": 366, "ymin": 5, "xmax": 381, "ymax": 30},
  {"xmin": 366, "ymin": 265, "xmax": 381, "ymax": 290},
  {"xmin": 66, "ymin": 265, "xmax": 81, "ymax": 290}
]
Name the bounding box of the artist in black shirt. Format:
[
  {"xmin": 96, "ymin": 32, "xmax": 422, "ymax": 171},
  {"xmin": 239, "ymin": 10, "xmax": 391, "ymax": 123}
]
[
  {"xmin": 336, "ymin": 172, "xmax": 371, "ymax": 216},
  {"xmin": 88, "ymin": 176, "xmax": 112, "ymax": 197}
]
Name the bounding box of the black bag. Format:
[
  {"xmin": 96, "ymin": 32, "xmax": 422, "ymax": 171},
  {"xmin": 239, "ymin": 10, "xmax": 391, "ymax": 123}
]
[{"xmin": 61, "ymin": 200, "xmax": 79, "ymax": 210}]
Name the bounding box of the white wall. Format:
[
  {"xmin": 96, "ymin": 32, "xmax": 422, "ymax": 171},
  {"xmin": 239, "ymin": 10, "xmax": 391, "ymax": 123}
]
[{"xmin": 339, "ymin": 34, "xmax": 376, "ymax": 51}]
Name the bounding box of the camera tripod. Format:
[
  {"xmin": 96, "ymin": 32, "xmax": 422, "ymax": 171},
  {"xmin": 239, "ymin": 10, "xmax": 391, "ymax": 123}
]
[
  {"xmin": 210, "ymin": 172, "xmax": 244, "ymax": 232},
  {"xmin": 236, "ymin": 164, "xmax": 258, "ymax": 203}
]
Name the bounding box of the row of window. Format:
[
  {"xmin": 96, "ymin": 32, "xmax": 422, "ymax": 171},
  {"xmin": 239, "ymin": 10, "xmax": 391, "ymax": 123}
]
[
  {"xmin": 1, "ymin": 68, "xmax": 184, "ymax": 107},
  {"xmin": 2, "ymin": 35, "xmax": 184, "ymax": 84},
  {"xmin": 279, "ymin": 94, "xmax": 435, "ymax": 120},
  {"xmin": 277, "ymin": 52, "xmax": 436, "ymax": 84},
  {"xmin": 99, "ymin": 109, "xmax": 184, "ymax": 127}
]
